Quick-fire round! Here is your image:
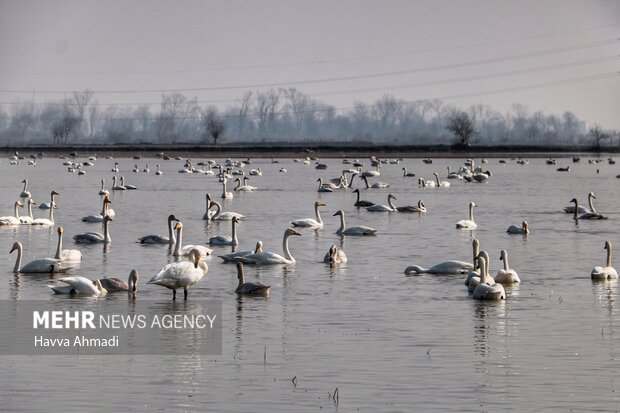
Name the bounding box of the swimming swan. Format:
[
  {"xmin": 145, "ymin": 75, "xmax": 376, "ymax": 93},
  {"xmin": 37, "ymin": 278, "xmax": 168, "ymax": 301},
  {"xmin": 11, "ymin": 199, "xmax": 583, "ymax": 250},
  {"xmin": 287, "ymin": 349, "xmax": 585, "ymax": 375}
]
[
  {"xmin": 208, "ymin": 216, "xmax": 241, "ymax": 246},
  {"xmin": 353, "ymin": 188, "xmax": 374, "ymax": 207},
  {"xmin": 172, "ymin": 222, "xmax": 212, "ymax": 257},
  {"xmin": 507, "ymin": 221, "xmax": 529, "ymax": 235},
  {"xmin": 591, "ymin": 241, "xmax": 618, "ymax": 280},
  {"xmin": 138, "ymin": 214, "xmax": 178, "ymax": 245},
  {"xmin": 564, "ymin": 192, "xmax": 596, "ymax": 214},
  {"xmin": 291, "ymin": 200, "xmax": 325, "ymax": 228},
  {"xmin": 148, "ymin": 249, "xmax": 208, "ymax": 300},
  {"xmin": 38, "ymin": 190, "xmax": 59, "ymax": 209},
  {"xmin": 10, "ymin": 241, "xmax": 72, "ymax": 274},
  {"xmin": 333, "ymin": 210, "xmax": 378, "ymax": 236},
  {"xmin": 456, "ymin": 202, "xmax": 477, "ymax": 229},
  {"xmin": 570, "ymin": 198, "xmax": 607, "ymax": 220},
  {"xmin": 395, "ymin": 199, "xmax": 426, "ymax": 213},
  {"xmin": 55, "ymin": 227, "xmax": 82, "ymax": 261},
  {"xmin": 19, "ymin": 199, "xmax": 36, "ymax": 224},
  {"xmin": 208, "ymin": 200, "xmax": 245, "ymax": 221},
  {"xmin": 98, "ymin": 270, "xmax": 139, "ymax": 294},
  {"xmin": 73, "ymin": 215, "xmax": 112, "ymax": 244},
  {"xmin": 82, "ymin": 196, "xmax": 112, "ymax": 222},
  {"xmin": 19, "ymin": 179, "xmax": 31, "ymax": 198},
  {"xmin": 366, "ymin": 194, "xmax": 397, "ymax": 212},
  {"xmin": 235, "ymin": 262, "xmax": 271, "ymax": 295},
  {"xmin": 0, "ymin": 201, "xmax": 22, "ymax": 226},
  {"xmin": 323, "ymin": 244, "xmax": 347, "ymax": 264},
  {"xmin": 49, "ymin": 277, "xmax": 107, "ymax": 295},
  {"xmin": 219, "ymin": 241, "xmax": 263, "ymax": 262},
  {"xmin": 433, "ymin": 172, "xmax": 451, "ymax": 187},
  {"xmin": 404, "ymin": 259, "xmax": 474, "ymax": 275},
  {"xmin": 494, "ymin": 249, "xmax": 521, "ymax": 283},
  {"xmin": 237, "ymin": 229, "xmax": 301, "ymax": 265},
  {"xmin": 98, "ymin": 179, "xmax": 110, "ymax": 196},
  {"xmin": 473, "ymin": 252, "xmax": 505, "ymax": 300},
  {"xmin": 30, "ymin": 201, "xmax": 56, "ymax": 226}
]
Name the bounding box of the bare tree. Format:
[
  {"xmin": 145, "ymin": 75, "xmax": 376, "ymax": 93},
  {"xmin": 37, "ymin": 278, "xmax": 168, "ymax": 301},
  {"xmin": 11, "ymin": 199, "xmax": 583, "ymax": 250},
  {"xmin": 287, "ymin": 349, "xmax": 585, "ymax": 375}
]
[
  {"xmin": 372, "ymin": 94, "xmax": 401, "ymax": 135},
  {"xmin": 589, "ymin": 124, "xmax": 611, "ymax": 150},
  {"xmin": 282, "ymin": 87, "xmax": 308, "ymax": 136},
  {"xmin": 88, "ymin": 105, "xmax": 99, "ymax": 138},
  {"xmin": 234, "ymin": 91, "xmax": 252, "ymax": 139},
  {"xmin": 9, "ymin": 101, "xmax": 36, "ymax": 143},
  {"xmin": 52, "ymin": 115, "xmax": 79, "ymax": 145},
  {"xmin": 202, "ymin": 107, "xmax": 226, "ymax": 145},
  {"xmin": 71, "ymin": 89, "xmax": 94, "ymax": 139},
  {"xmin": 446, "ymin": 111, "xmax": 476, "ymax": 147}
]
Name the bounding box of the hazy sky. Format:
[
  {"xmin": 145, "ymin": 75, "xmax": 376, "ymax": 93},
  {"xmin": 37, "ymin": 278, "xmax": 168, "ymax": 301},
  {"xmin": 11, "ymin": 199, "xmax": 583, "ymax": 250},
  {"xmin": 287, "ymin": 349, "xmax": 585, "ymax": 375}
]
[{"xmin": 1, "ymin": 0, "xmax": 619, "ymax": 128}]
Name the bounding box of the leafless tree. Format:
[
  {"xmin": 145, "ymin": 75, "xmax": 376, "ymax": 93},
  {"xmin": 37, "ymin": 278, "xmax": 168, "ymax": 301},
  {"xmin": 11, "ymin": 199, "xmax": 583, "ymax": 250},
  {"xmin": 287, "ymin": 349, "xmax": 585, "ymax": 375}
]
[
  {"xmin": 282, "ymin": 88, "xmax": 308, "ymax": 136},
  {"xmin": 589, "ymin": 124, "xmax": 611, "ymax": 149},
  {"xmin": 202, "ymin": 107, "xmax": 226, "ymax": 145},
  {"xmin": 446, "ymin": 110, "xmax": 476, "ymax": 147}
]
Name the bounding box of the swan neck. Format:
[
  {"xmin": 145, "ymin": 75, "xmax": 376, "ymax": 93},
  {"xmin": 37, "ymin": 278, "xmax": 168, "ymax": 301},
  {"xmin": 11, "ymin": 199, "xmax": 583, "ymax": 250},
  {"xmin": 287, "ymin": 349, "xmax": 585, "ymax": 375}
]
[
  {"xmin": 13, "ymin": 244, "xmax": 22, "ymax": 273},
  {"xmin": 589, "ymin": 194, "xmax": 596, "ymax": 213},
  {"xmin": 212, "ymin": 202, "xmax": 221, "ymax": 219},
  {"xmin": 315, "ymin": 204, "xmax": 322, "ymax": 224},
  {"xmin": 27, "ymin": 201, "xmax": 33, "ymax": 218},
  {"xmin": 435, "ymin": 175, "xmax": 440, "ymax": 186},
  {"xmin": 232, "ymin": 220, "xmax": 238, "ymax": 244},
  {"xmin": 479, "ymin": 259, "xmax": 487, "ymax": 284},
  {"xmin": 503, "ymin": 254, "xmax": 509, "ymax": 271},
  {"xmin": 388, "ymin": 196, "xmax": 396, "ymax": 210},
  {"xmin": 49, "ymin": 204, "xmax": 54, "ymax": 223},
  {"xmin": 607, "ymin": 245, "xmax": 612, "ymax": 267},
  {"xmin": 103, "ymin": 219, "xmax": 111, "ymax": 243},
  {"xmin": 337, "ymin": 213, "xmax": 345, "ymax": 233},
  {"xmin": 55, "ymin": 231, "xmax": 62, "ymax": 259},
  {"xmin": 469, "ymin": 204, "xmax": 474, "ymax": 221},
  {"xmin": 282, "ymin": 233, "xmax": 294, "ymax": 262},
  {"xmin": 14, "ymin": 203, "xmax": 20, "ymax": 219},
  {"xmin": 168, "ymin": 218, "xmax": 176, "ymax": 244},
  {"xmin": 174, "ymin": 226, "xmax": 182, "ymax": 255}
]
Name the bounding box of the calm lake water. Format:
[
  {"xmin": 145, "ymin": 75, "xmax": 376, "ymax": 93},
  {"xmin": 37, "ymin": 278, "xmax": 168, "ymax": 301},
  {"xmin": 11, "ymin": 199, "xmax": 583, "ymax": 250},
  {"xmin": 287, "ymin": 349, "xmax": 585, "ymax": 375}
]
[{"xmin": 0, "ymin": 154, "xmax": 619, "ymax": 412}]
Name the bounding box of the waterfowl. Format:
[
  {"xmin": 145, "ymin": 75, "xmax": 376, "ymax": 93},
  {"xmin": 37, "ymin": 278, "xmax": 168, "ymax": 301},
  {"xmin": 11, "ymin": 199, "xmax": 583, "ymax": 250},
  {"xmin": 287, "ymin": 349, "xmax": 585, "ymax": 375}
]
[
  {"xmin": 323, "ymin": 244, "xmax": 347, "ymax": 264},
  {"xmin": 55, "ymin": 227, "xmax": 82, "ymax": 261},
  {"xmin": 591, "ymin": 241, "xmax": 618, "ymax": 280},
  {"xmin": 82, "ymin": 196, "xmax": 112, "ymax": 223},
  {"xmin": 235, "ymin": 262, "xmax": 271, "ymax": 295},
  {"xmin": 353, "ymin": 189, "xmax": 374, "ymax": 207},
  {"xmin": 98, "ymin": 270, "xmax": 139, "ymax": 294},
  {"xmin": 507, "ymin": 221, "xmax": 529, "ymax": 235},
  {"xmin": 209, "ymin": 200, "xmax": 245, "ymax": 221},
  {"xmin": 73, "ymin": 215, "xmax": 113, "ymax": 244},
  {"xmin": 433, "ymin": 172, "xmax": 450, "ymax": 187},
  {"xmin": 401, "ymin": 167, "xmax": 416, "ymax": 177},
  {"xmin": 112, "ymin": 176, "xmax": 126, "ymax": 190},
  {"xmin": 564, "ymin": 192, "xmax": 596, "ymax": 214},
  {"xmin": 111, "ymin": 162, "xmax": 119, "ymax": 172},
  {"xmin": 120, "ymin": 176, "xmax": 137, "ymax": 190},
  {"xmin": 234, "ymin": 177, "xmax": 257, "ymax": 192},
  {"xmin": 237, "ymin": 229, "xmax": 301, "ymax": 265},
  {"xmin": 38, "ymin": 190, "xmax": 59, "ymax": 209},
  {"xmin": 570, "ymin": 198, "xmax": 607, "ymax": 220},
  {"xmin": 173, "ymin": 222, "xmax": 212, "ymax": 257},
  {"xmin": 208, "ymin": 216, "xmax": 241, "ymax": 246},
  {"xmin": 464, "ymin": 239, "xmax": 482, "ymax": 289},
  {"xmin": 0, "ymin": 201, "xmax": 22, "ymax": 226},
  {"xmin": 148, "ymin": 249, "xmax": 208, "ymax": 300},
  {"xmin": 366, "ymin": 194, "xmax": 397, "ymax": 212},
  {"xmin": 49, "ymin": 277, "xmax": 107, "ymax": 295},
  {"xmin": 10, "ymin": 241, "xmax": 71, "ymax": 274},
  {"xmin": 495, "ymin": 249, "xmax": 521, "ymax": 283},
  {"xmin": 404, "ymin": 260, "xmax": 473, "ymax": 275},
  {"xmin": 19, "ymin": 179, "xmax": 31, "ymax": 198},
  {"xmin": 138, "ymin": 214, "xmax": 178, "ymax": 245},
  {"xmin": 473, "ymin": 252, "xmax": 506, "ymax": 300},
  {"xmin": 219, "ymin": 241, "xmax": 263, "ymax": 262},
  {"xmin": 221, "ymin": 178, "xmax": 233, "ymax": 199},
  {"xmin": 361, "ymin": 175, "xmax": 389, "ymax": 188},
  {"xmin": 291, "ymin": 201, "xmax": 325, "ymax": 228},
  {"xmin": 31, "ymin": 202, "xmax": 55, "ymax": 226},
  {"xmin": 333, "ymin": 210, "xmax": 378, "ymax": 236},
  {"xmin": 155, "ymin": 164, "xmax": 163, "ymax": 175},
  {"xmin": 19, "ymin": 199, "xmax": 36, "ymax": 224},
  {"xmin": 456, "ymin": 202, "xmax": 477, "ymax": 229},
  {"xmin": 396, "ymin": 200, "xmax": 426, "ymax": 213}
]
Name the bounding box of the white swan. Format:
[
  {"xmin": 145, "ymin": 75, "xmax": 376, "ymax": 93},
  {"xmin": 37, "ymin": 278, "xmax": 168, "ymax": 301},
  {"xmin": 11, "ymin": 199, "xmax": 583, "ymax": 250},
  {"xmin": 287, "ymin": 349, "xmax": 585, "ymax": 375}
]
[
  {"xmin": 495, "ymin": 249, "xmax": 521, "ymax": 283},
  {"xmin": 402, "ymin": 167, "xmax": 416, "ymax": 177},
  {"xmin": 433, "ymin": 172, "xmax": 451, "ymax": 187},
  {"xmin": 202, "ymin": 193, "xmax": 214, "ymax": 220},
  {"xmin": 591, "ymin": 241, "xmax": 618, "ymax": 280},
  {"xmin": 333, "ymin": 210, "xmax": 378, "ymax": 236},
  {"xmin": 234, "ymin": 177, "xmax": 257, "ymax": 192},
  {"xmin": 473, "ymin": 252, "xmax": 506, "ymax": 300},
  {"xmin": 112, "ymin": 176, "xmax": 126, "ymax": 190},
  {"xmin": 570, "ymin": 198, "xmax": 607, "ymax": 220},
  {"xmin": 396, "ymin": 199, "xmax": 426, "ymax": 213},
  {"xmin": 361, "ymin": 175, "xmax": 389, "ymax": 188},
  {"xmin": 19, "ymin": 179, "xmax": 31, "ymax": 198},
  {"xmin": 366, "ymin": 194, "xmax": 397, "ymax": 212},
  {"xmin": 464, "ymin": 239, "xmax": 482, "ymax": 290},
  {"xmin": 209, "ymin": 216, "xmax": 240, "ymax": 246},
  {"xmin": 0, "ymin": 201, "xmax": 22, "ymax": 226},
  {"xmin": 73, "ymin": 215, "xmax": 112, "ymax": 244},
  {"xmin": 447, "ymin": 166, "xmax": 461, "ymax": 179},
  {"xmin": 353, "ymin": 188, "xmax": 374, "ymax": 207},
  {"xmin": 148, "ymin": 249, "xmax": 208, "ymax": 300},
  {"xmin": 219, "ymin": 241, "xmax": 263, "ymax": 262},
  {"xmin": 317, "ymin": 178, "xmax": 338, "ymax": 192},
  {"xmin": 291, "ymin": 200, "xmax": 325, "ymax": 228},
  {"xmin": 55, "ymin": 227, "xmax": 82, "ymax": 261},
  {"xmin": 456, "ymin": 202, "xmax": 477, "ymax": 230},
  {"xmin": 19, "ymin": 199, "xmax": 36, "ymax": 224},
  {"xmin": 132, "ymin": 164, "xmax": 139, "ymax": 173},
  {"xmin": 138, "ymin": 214, "xmax": 178, "ymax": 245},
  {"xmin": 155, "ymin": 164, "xmax": 163, "ymax": 175},
  {"xmin": 173, "ymin": 221, "xmax": 212, "ymax": 257},
  {"xmin": 111, "ymin": 162, "xmax": 119, "ymax": 172},
  {"xmin": 143, "ymin": 164, "xmax": 150, "ymax": 173},
  {"xmin": 121, "ymin": 176, "xmax": 137, "ymax": 190},
  {"xmin": 237, "ymin": 229, "xmax": 301, "ymax": 265},
  {"xmin": 235, "ymin": 262, "xmax": 271, "ymax": 295},
  {"xmin": 221, "ymin": 178, "xmax": 233, "ymax": 199},
  {"xmin": 10, "ymin": 241, "xmax": 72, "ymax": 274},
  {"xmin": 323, "ymin": 244, "xmax": 347, "ymax": 264},
  {"xmin": 98, "ymin": 270, "xmax": 139, "ymax": 294},
  {"xmin": 418, "ymin": 177, "xmax": 436, "ymax": 188},
  {"xmin": 82, "ymin": 196, "xmax": 112, "ymax": 223},
  {"xmin": 249, "ymin": 167, "xmax": 262, "ymax": 176},
  {"xmin": 209, "ymin": 200, "xmax": 245, "ymax": 221},
  {"xmin": 38, "ymin": 190, "xmax": 59, "ymax": 209},
  {"xmin": 507, "ymin": 220, "xmax": 529, "ymax": 235},
  {"xmin": 404, "ymin": 258, "xmax": 473, "ymax": 275},
  {"xmin": 98, "ymin": 179, "xmax": 110, "ymax": 196},
  {"xmin": 49, "ymin": 277, "xmax": 107, "ymax": 296},
  {"xmin": 564, "ymin": 192, "xmax": 596, "ymax": 214},
  {"xmin": 31, "ymin": 202, "xmax": 55, "ymax": 226}
]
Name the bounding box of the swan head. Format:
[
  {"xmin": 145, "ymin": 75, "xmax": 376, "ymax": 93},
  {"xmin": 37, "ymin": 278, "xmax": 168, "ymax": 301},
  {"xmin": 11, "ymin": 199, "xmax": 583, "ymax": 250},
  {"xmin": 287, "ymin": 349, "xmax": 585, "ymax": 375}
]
[
  {"xmin": 605, "ymin": 240, "xmax": 612, "ymax": 251},
  {"xmin": 95, "ymin": 279, "xmax": 108, "ymax": 295},
  {"xmin": 104, "ymin": 215, "xmax": 113, "ymax": 223},
  {"xmin": 189, "ymin": 249, "xmax": 202, "ymax": 268},
  {"xmin": 388, "ymin": 193, "xmax": 397, "ymax": 200},
  {"xmin": 9, "ymin": 241, "xmax": 21, "ymax": 254},
  {"xmin": 333, "ymin": 210, "xmax": 344, "ymax": 217},
  {"xmin": 404, "ymin": 265, "xmax": 423, "ymax": 275},
  {"xmin": 473, "ymin": 238, "xmax": 480, "ymax": 249},
  {"xmin": 499, "ymin": 249, "xmax": 508, "ymax": 260},
  {"xmin": 57, "ymin": 226, "xmax": 64, "ymax": 234},
  {"xmin": 15, "ymin": 201, "xmax": 23, "ymax": 208},
  {"xmin": 285, "ymin": 228, "xmax": 301, "ymax": 237},
  {"xmin": 174, "ymin": 222, "xmax": 183, "ymax": 230},
  {"xmin": 328, "ymin": 245, "xmax": 337, "ymax": 263},
  {"xmin": 315, "ymin": 200, "xmax": 326, "ymax": 208},
  {"xmin": 51, "ymin": 190, "xmax": 60, "ymax": 196},
  {"xmin": 232, "ymin": 216, "xmax": 241, "ymax": 224},
  {"xmin": 570, "ymin": 198, "xmax": 578, "ymax": 205},
  {"xmin": 353, "ymin": 189, "xmax": 360, "ymax": 194},
  {"xmin": 128, "ymin": 270, "xmax": 139, "ymax": 294},
  {"xmin": 470, "ymin": 202, "xmax": 477, "ymax": 208},
  {"xmin": 433, "ymin": 172, "xmax": 438, "ymax": 177},
  {"xmin": 522, "ymin": 221, "xmax": 529, "ymax": 233},
  {"xmin": 168, "ymin": 214, "xmax": 178, "ymax": 222},
  {"xmin": 254, "ymin": 241, "xmax": 263, "ymax": 253},
  {"xmin": 589, "ymin": 192, "xmax": 596, "ymax": 199}
]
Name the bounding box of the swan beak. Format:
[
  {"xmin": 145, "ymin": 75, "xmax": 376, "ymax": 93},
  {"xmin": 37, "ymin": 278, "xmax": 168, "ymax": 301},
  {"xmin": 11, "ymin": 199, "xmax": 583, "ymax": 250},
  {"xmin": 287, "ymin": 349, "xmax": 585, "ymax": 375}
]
[
  {"xmin": 9, "ymin": 246, "xmax": 16, "ymax": 253},
  {"xmin": 52, "ymin": 191, "xmax": 60, "ymax": 195},
  {"xmin": 292, "ymin": 230, "xmax": 301, "ymax": 236}
]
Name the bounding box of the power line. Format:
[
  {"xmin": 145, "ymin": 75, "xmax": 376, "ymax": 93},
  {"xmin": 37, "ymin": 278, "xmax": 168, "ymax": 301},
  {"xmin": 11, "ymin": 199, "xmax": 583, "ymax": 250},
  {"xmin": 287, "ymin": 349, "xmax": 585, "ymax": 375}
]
[{"xmin": 0, "ymin": 38, "xmax": 617, "ymax": 95}]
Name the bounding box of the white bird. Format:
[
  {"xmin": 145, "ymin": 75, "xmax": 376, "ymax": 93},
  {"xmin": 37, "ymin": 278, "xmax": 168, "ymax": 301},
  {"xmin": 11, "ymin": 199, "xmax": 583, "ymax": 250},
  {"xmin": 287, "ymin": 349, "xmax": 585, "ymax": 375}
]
[
  {"xmin": 249, "ymin": 168, "xmax": 262, "ymax": 176},
  {"xmin": 38, "ymin": 190, "xmax": 59, "ymax": 209},
  {"xmin": 418, "ymin": 177, "xmax": 436, "ymax": 188},
  {"xmin": 173, "ymin": 221, "xmax": 212, "ymax": 257},
  {"xmin": 564, "ymin": 192, "xmax": 596, "ymax": 214},
  {"xmin": 219, "ymin": 241, "xmax": 263, "ymax": 263},
  {"xmin": 464, "ymin": 239, "xmax": 482, "ymax": 290},
  {"xmin": 404, "ymin": 259, "xmax": 473, "ymax": 275},
  {"xmin": 0, "ymin": 201, "xmax": 22, "ymax": 226},
  {"xmin": 361, "ymin": 175, "xmax": 389, "ymax": 188},
  {"xmin": 138, "ymin": 214, "xmax": 178, "ymax": 245},
  {"xmin": 221, "ymin": 178, "xmax": 233, "ymax": 199},
  {"xmin": 202, "ymin": 193, "xmax": 214, "ymax": 220},
  {"xmin": 237, "ymin": 229, "xmax": 301, "ymax": 265},
  {"xmin": 507, "ymin": 220, "xmax": 529, "ymax": 235},
  {"xmin": 208, "ymin": 200, "xmax": 245, "ymax": 221},
  {"xmin": 97, "ymin": 270, "xmax": 139, "ymax": 294},
  {"xmin": 121, "ymin": 176, "xmax": 137, "ymax": 190},
  {"xmin": 495, "ymin": 249, "xmax": 521, "ymax": 283},
  {"xmin": 19, "ymin": 199, "xmax": 36, "ymax": 224},
  {"xmin": 30, "ymin": 202, "xmax": 56, "ymax": 226},
  {"xmin": 132, "ymin": 164, "xmax": 139, "ymax": 173},
  {"xmin": 19, "ymin": 179, "xmax": 31, "ymax": 198},
  {"xmin": 234, "ymin": 177, "xmax": 257, "ymax": 192},
  {"xmin": 291, "ymin": 200, "xmax": 325, "ymax": 228},
  {"xmin": 333, "ymin": 209, "xmax": 378, "ymax": 236},
  {"xmin": 317, "ymin": 178, "xmax": 339, "ymax": 192},
  {"xmin": 366, "ymin": 194, "xmax": 397, "ymax": 212},
  {"xmin": 143, "ymin": 164, "xmax": 150, "ymax": 173},
  {"xmin": 473, "ymin": 252, "xmax": 506, "ymax": 300},
  {"xmin": 55, "ymin": 226, "xmax": 82, "ymax": 261},
  {"xmin": 396, "ymin": 199, "xmax": 426, "ymax": 213},
  {"xmin": 208, "ymin": 216, "xmax": 241, "ymax": 246},
  {"xmin": 155, "ymin": 164, "xmax": 163, "ymax": 175},
  {"xmin": 10, "ymin": 241, "xmax": 72, "ymax": 274},
  {"xmin": 323, "ymin": 244, "xmax": 347, "ymax": 264},
  {"xmin": 82, "ymin": 196, "xmax": 112, "ymax": 222},
  {"xmin": 401, "ymin": 167, "xmax": 416, "ymax": 177},
  {"xmin": 49, "ymin": 277, "xmax": 107, "ymax": 296},
  {"xmin": 111, "ymin": 176, "xmax": 126, "ymax": 191},
  {"xmin": 148, "ymin": 249, "xmax": 208, "ymax": 300},
  {"xmin": 446, "ymin": 166, "xmax": 461, "ymax": 179},
  {"xmin": 235, "ymin": 262, "xmax": 271, "ymax": 295},
  {"xmin": 73, "ymin": 215, "xmax": 113, "ymax": 244},
  {"xmin": 433, "ymin": 172, "xmax": 450, "ymax": 187},
  {"xmin": 570, "ymin": 198, "xmax": 607, "ymax": 220},
  {"xmin": 591, "ymin": 241, "xmax": 618, "ymax": 281},
  {"xmin": 456, "ymin": 202, "xmax": 477, "ymax": 230},
  {"xmin": 111, "ymin": 162, "xmax": 119, "ymax": 172}
]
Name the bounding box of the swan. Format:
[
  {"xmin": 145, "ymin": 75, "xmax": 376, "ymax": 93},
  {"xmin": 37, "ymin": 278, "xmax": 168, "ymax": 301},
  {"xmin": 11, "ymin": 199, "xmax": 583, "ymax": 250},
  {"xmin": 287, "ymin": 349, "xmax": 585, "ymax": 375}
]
[
  {"xmin": 323, "ymin": 244, "xmax": 347, "ymax": 264},
  {"xmin": 401, "ymin": 167, "xmax": 416, "ymax": 177},
  {"xmin": 591, "ymin": 241, "xmax": 618, "ymax": 280},
  {"xmin": 333, "ymin": 210, "xmax": 378, "ymax": 236},
  {"xmin": 202, "ymin": 193, "xmax": 214, "ymax": 220},
  {"xmin": 208, "ymin": 216, "xmax": 240, "ymax": 246},
  {"xmin": 456, "ymin": 202, "xmax": 477, "ymax": 229},
  {"xmin": 132, "ymin": 164, "xmax": 139, "ymax": 173},
  {"xmin": 464, "ymin": 239, "xmax": 482, "ymax": 289},
  {"xmin": 219, "ymin": 241, "xmax": 263, "ymax": 262},
  {"xmin": 0, "ymin": 201, "xmax": 22, "ymax": 226},
  {"xmin": 155, "ymin": 164, "xmax": 163, "ymax": 175},
  {"xmin": 31, "ymin": 202, "xmax": 55, "ymax": 226},
  {"xmin": 507, "ymin": 221, "xmax": 529, "ymax": 235},
  {"xmin": 317, "ymin": 178, "xmax": 338, "ymax": 192},
  {"xmin": 237, "ymin": 229, "xmax": 301, "ymax": 265},
  {"xmin": 49, "ymin": 277, "xmax": 107, "ymax": 295},
  {"xmin": 447, "ymin": 166, "xmax": 461, "ymax": 179},
  {"xmin": 138, "ymin": 214, "xmax": 178, "ymax": 245},
  {"xmin": 143, "ymin": 164, "xmax": 150, "ymax": 173},
  {"xmin": 10, "ymin": 241, "xmax": 72, "ymax": 274},
  {"xmin": 98, "ymin": 270, "xmax": 139, "ymax": 294},
  {"xmin": 564, "ymin": 192, "xmax": 596, "ymax": 214},
  {"xmin": 73, "ymin": 215, "xmax": 112, "ymax": 244},
  {"xmin": 361, "ymin": 175, "xmax": 389, "ymax": 188},
  {"xmin": 404, "ymin": 258, "xmax": 473, "ymax": 275},
  {"xmin": 148, "ymin": 249, "xmax": 208, "ymax": 300},
  {"xmin": 249, "ymin": 167, "xmax": 262, "ymax": 176},
  {"xmin": 55, "ymin": 227, "xmax": 82, "ymax": 261},
  {"xmin": 82, "ymin": 196, "xmax": 112, "ymax": 222},
  {"xmin": 19, "ymin": 179, "xmax": 31, "ymax": 198},
  {"xmin": 366, "ymin": 194, "xmax": 397, "ymax": 212},
  {"xmin": 38, "ymin": 190, "xmax": 59, "ymax": 209},
  {"xmin": 396, "ymin": 199, "xmax": 426, "ymax": 213},
  {"xmin": 234, "ymin": 177, "xmax": 257, "ymax": 192},
  {"xmin": 235, "ymin": 262, "xmax": 271, "ymax": 295},
  {"xmin": 19, "ymin": 199, "xmax": 36, "ymax": 224},
  {"xmin": 353, "ymin": 188, "xmax": 374, "ymax": 207},
  {"xmin": 495, "ymin": 249, "xmax": 521, "ymax": 283},
  {"xmin": 473, "ymin": 252, "xmax": 506, "ymax": 300},
  {"xmin": 291, "ymin": 200, "xmax": 325, "ymax": 228},
  {"xmin": 570, "ymin": 198, "xmax": 607, "ymax": 220},
  {"xmin": 361, "ymin": 165, "xmax": 380, "ymax": 177},
  {"xmin": 111, "ymin": 162, "xmax": 119, "ymax": 172},
  {"xmin": 112, "ymin": 176, "xmax": 126, "ymax": 190},
  {"xmin": 433, "ymin": 172, "xmax": 451, "ymax": 187},
  {"xmin": 173, "ymin": 221, "xmax": 212, "ymax": 257},
  {"xmin": 208, "ymin": 200, "xmax": 245, "ymax": 221},
  {"xmin": 418, "ymin": 178, "xmax": 436, "ymax": 188},
  {"xmin": 96, "ymin": 179, "xmax": 110, "ymax": 196},
  {"xmin": 121, "ymin": 176, "xmax": 137, "ymax": 190},
  {"xmin": 221, "ymin": 178, "xmax": 233, "ymax": 199}
]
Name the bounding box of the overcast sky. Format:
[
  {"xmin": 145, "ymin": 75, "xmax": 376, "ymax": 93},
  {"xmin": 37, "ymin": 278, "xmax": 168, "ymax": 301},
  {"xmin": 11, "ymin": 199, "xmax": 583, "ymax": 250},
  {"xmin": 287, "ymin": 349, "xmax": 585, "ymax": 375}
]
[{"xmin": 1, "ymin": 0, "xmax": 618, "ymax": 128}]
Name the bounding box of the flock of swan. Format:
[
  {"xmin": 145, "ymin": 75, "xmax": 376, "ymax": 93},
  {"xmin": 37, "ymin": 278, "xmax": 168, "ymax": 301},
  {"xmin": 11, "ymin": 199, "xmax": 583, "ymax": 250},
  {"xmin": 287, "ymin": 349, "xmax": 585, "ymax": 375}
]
[{"xmin": 1, "ymin": 153, "xmax": 617, "ymax": 304}]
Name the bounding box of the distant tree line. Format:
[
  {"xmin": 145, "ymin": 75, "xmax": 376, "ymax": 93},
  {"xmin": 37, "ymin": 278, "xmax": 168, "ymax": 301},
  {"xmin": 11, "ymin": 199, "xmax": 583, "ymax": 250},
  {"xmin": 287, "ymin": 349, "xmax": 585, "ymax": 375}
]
[{"xmin": 0, "ymin": 88, "xmax": 617, "ymax": 148}]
